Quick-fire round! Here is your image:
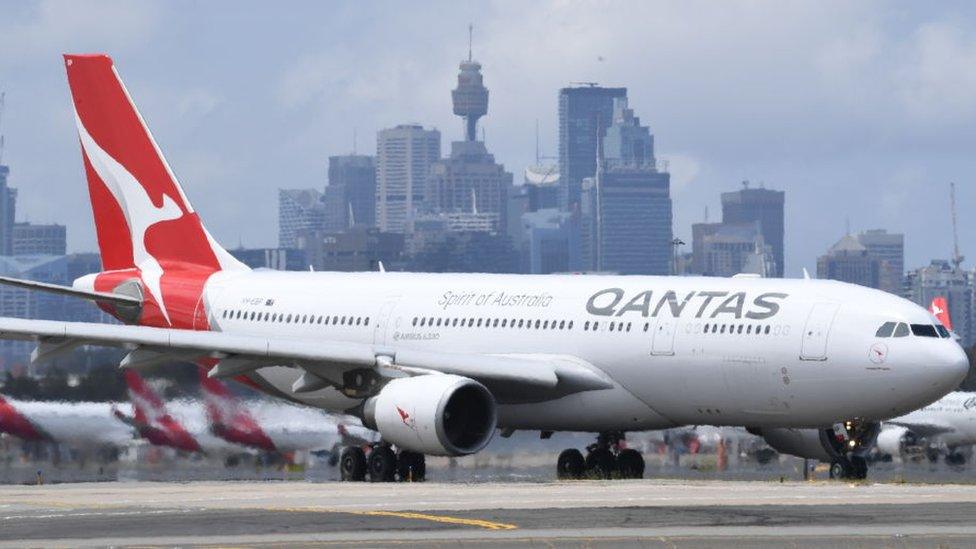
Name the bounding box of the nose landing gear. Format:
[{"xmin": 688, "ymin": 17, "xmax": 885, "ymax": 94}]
[{"xmin": 557, "ymin": 432, "xmax": 644, "ymax": 480}]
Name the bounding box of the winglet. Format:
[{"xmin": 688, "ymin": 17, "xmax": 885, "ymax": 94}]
[{"xmin": 802, "ymin": 268, "xmax": 811, "ymax": 280}]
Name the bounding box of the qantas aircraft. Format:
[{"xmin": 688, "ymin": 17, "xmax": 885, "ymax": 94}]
[
  {"xmin": 0, "ymin": 393, "xmax": 133, "ymax": 455},
  {"xmin": 0, "ymin": 53, "xmax": 966, "ymax": 482},
  {"xmin": 758, "ymin": 298, "xmax": 975, "ymax": 477}
]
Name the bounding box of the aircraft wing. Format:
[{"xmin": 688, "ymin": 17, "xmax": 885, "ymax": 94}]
[
  {"xmin": 885, "ymin": 419, "xmax": 956, "ymax": 438},
  {"xmin": 0, "ymin": 317, "xmax": 613, "ymax": 403}
]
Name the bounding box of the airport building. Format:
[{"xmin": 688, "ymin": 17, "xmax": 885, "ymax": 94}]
[
  {"xmin": 324, "ymin": 154, "xmax": 376, "ymax": 232},
  {"xmin": 721, "ymin": 183, "xmax": 785, "ymax": 277},
  {"xmin": 0, "ymin": 164, "xmax": 17, "ymax": 255},
  {"xmin": 375, "ymin": 124, "xmax": 441, "ymax": 234},
  {"xmin": 278, "ymin": 188, "xmax": 326, "ymax": 248}
]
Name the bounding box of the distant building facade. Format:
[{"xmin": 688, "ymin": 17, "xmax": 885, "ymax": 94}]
[
  {"xmin": 721, "ymin": 183, "xmax": 785, "ymax": 277},
  {"xmin": 12, "ymin": 223, "xmax": 66, "ymax": 256},
  {"xmin": 297, "ymin": 226, "xmax": 404, "ymax": 272},
  {"xmin": 520, "ymin": 209, "xmax": 573, "ymax": 274},
  {"xmin": 230, "ymin": 248, "xmax": 307, "ymax": 271},
  {"xmin": 0, "ymin": 165, "xmax": 17, "ymax": 255},
  {"xmin": 278, "ymin": 189, "xmax": 325, "ymax": 248},
  {"xmin": 692, "ymin": 221, "xmax": 775, "ymax": 277},
  {"xmin": 905, "ymin": 260, "xmax": 974, "ymax": 346},
  {"xmin": 579, "ymin": 98, "xmax": 672, "ymax": 275},
  {"xmin": 426, "ymin": 141, "xmax": 512, "ymax": 234},
  {"xmin": 324, "ymin": 154, "xmax": 376, "ymax": 232},
  {"xmin": 558, "ymin": 85, "xmax": 627, "ymax": 211},
  {"xmin": 856, "ymin": 229, "xmax": 904, "ymax": 293},
  {"xmin": 376, "ymin": 125, "xmax": 441, "ymax": 234},
  {"xmin": 816, "ymin": 230, "xmax": 904, "ymax": 294}
]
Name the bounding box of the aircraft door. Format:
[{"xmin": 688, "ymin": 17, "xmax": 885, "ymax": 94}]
[
  {"xmin": 651, "ymin": 318, "xmax": 677, "ymax": 356},
  {"xmin": 373, "ymin": 299, "xmax": 400, "ymax": 346},
  {"xmin": 800, "ymin": 302, "xmax": 840, "ymax": 361}
]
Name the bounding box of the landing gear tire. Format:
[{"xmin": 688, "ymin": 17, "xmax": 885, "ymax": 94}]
[
  {"xmin": 398, "ymin": 451, "xmax": 426, "ymax": 482},
  {"xmin": 616, "ymin": 449, "xmax": 645, "ymax": 479},
  {"xmin": 829, "ymin": 459, "xmax": 850, "ymax": 480},
  {"xmin": 557, "ymin": 449, "xmax": 585, "ymax": 480},
  {"xmin": 368, "ymin": 446, "xmax": 397, "ymax": 482},
  {"xmin": 585, "ymin": 447, "xmax": 616, "ymax": 479},
  {"xmin": 946, "ymin": 452, "xmax": 966, "ymax": 466},
  {"xmin": 829, "ymin": 456, "xmax": 867, "ymax": 480},
  {"xmin": 339, "ymin": 446, "xmax": 366, "ymax": 481}
]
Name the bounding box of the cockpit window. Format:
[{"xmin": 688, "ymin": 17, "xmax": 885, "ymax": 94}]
[
  {"xmin": 910, "ymin": 324, "xmax": 939, "ymax": 338},
  {"xmin": 875, "ymin": 322, "xmax": 896, "ymax": 338},
  {"xmin": 936, "ymin": 325, "xmax": 951, "ymax": 338},
  {"xmin": 892, "ymin": 323, "xmax": 910, "ymax": 337}
]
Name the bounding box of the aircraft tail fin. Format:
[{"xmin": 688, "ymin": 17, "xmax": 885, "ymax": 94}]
[
  {"xmin": 930, "ymin": 296, "xmax": 953, "ymax": 331},
  {"xmin": 123, "ymin": 370, "xmax": 201, "ymax": 452},
  {"xmin": 63, "ymin": 54, "xmax": 245, "ymax": 274}
]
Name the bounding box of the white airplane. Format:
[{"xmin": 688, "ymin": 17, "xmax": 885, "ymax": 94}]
[
  {"xmin": 876, "ymin": 391, "xmax": 976, "ymax": 465},
  {"xmin": 0, "ymin": 53, "xmax": 965, "ymax": 482},
  {"xmin": 754, "ymin": 297, "xmax": 973, "ymax": 478},
  {"xmin": 0, "ymin": 393, "xmax": 134, "ymax": 453}
]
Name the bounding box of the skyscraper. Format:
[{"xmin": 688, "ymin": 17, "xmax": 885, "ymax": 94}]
[
  {"xmin": 816, "ymin": 234, "xmax": 881, "ymax": 289},
  {"xmin": 12, "ymin": 223, "xmax": 66, "ymax": 256},
  {"xmin": 0, "ymin": 165, "xmax": 17, "ymax": 255},
  {"xmin": 857, "ymin": 229, "xmax": 904, "ymax": 293},
  {"xmin": 324, "ymin": 154, "xmax": 376, "ymax": 231},
  {"xmin": 692, "ymin": 221, "xmax": 775, "ymax": 277},
  {"xmin": 424, "ymin": 37, "xmax": 512, "ymax": 235},
  {"xmin": 580, "ymin": 98, "xmax": 672, "ymax": 275},
  {"xmin": 558, "ymin": 85, "xmax": 627, "ymax": 211},
  {"xmin": 278, "ymin": 188, "xmax": 325, "ymax": 248},
  {"xmin": 376, "ymin": 125, "xmax": 441, "ymax": 233},
  {"xmin": 721, "ymin": 183, "xmax": 785, "ymax": 277},
  {"xmin": 905, "ymin": 260, "xmax": 974, "ymax": 346}
]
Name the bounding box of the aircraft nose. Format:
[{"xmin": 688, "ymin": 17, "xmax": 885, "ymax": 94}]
[{"xmin": 934, "ymin": 342, "xmax": 969, "ymax": 392}]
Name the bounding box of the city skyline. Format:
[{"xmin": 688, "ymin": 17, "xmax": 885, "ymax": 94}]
[{"xmin": 1, "ymin": 2, "xmax": 975, "ymax": 275}]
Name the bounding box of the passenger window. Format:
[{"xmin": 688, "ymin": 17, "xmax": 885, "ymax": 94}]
[
  {"xmin": 584, "ymin": 321, "xmax": 590, "ymax": 330},
  {"xmin": 593, "ymin": 321, "xmax": 599, "ymax": 330},
  {"xmin": 559, "ymin": 320, "xmax": 566, "ymax": 329},
  {"xmin": 910, "ymin": 324, "xmax": 939, "ymax": 338},
  {"xmin": 332, "ymin": 316, "xmax": 339, "ymax": 324},
  {"xmin": 720, "ymin": 325, "xmax": 726, "ymax": 334},
  {"xmin": 568, "ymin": 321, "xmax": 573, "ymax": 329},
  {"xmin": 875, "ymin": 322, "xmax": 896, "ymax": 338},
  {"xmin": 746, "ymin": 325, "xmax": 752, "ymax": 334},
  {"xmin": 737, "ymin": 325, "xmax": 743, "ymax": 334},
  {"xmin": 609, "ymin": 322, "xmax": 615, "ymax": 332},
  {"xmin": 764, "ymin": 325, "xmax": 771, "ymax": 335},
  {"xmin": 893, "ymin": 323, "xmax": 909, "ymax": 337},
  {"xmin": 626, "ymin": 322, "xmax": 632, "ymax": 332},
  {"xmin": 644, "ymin": 322, "xmax": 650, "ymax": 332},
  {"xmin": 364, "ymin": 318, "xmax": 370, "ymax": 326}
]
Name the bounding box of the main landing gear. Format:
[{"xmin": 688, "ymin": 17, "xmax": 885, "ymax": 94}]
[
  {"xmin": 828, "ymin": 455, "xmax": 868, "ymax": 480},
  {"xmin": 339, "ymin": 444, "xmax": 426, "ymax": 482},
  {"xmin": 557, "ymin": 432, "xmax": 644, "ymax": 480}
]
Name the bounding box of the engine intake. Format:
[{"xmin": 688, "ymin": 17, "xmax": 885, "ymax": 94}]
[{"xmin": 363, "ymin": 374, "xmax": 496, "ymax": 456}]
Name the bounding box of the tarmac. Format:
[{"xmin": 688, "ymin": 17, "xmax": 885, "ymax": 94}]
[{"xmin": 4, "ymin": 480, "xmax": 976, "ymax": 547}]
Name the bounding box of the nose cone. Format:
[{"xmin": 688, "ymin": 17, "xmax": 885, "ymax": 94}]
[{"xmin": 939, "ymin": 342, "xmax": 971, "ymax": 391}]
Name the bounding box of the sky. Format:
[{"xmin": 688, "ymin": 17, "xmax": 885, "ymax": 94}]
[{"xmin": 1, "ymin": 0, "xmax": 975, "ymax": 276}]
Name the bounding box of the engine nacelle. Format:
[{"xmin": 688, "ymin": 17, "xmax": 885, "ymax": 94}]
[
  {"xmin": 753, "ymin": 421, "xmax": 882, "ymax": 462},
  {"xmin": 875, "ymin": 426, "xmax": 913, "ymax": 457},
  {"xmin": 363, "ymin": 374, "xmax": 496, "ymax": 457}
]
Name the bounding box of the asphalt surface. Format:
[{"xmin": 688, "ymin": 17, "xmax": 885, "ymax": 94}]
[{"xmin": 3, "ymin": 480, "xmax": 976, "ymax": 547}]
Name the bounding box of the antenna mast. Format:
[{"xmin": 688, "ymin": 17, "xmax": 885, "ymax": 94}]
[{"xmin": 951, "ymin": 182, "xmax": 964, "ymax": 269}]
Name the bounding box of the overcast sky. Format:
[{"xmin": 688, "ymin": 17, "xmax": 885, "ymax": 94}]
[{"xmin": 1, "ymin": 0, "xmax": 975, "ymax": 276}]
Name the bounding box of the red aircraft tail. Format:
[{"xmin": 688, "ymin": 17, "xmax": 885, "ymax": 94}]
[
  {"xmin": 124, "ymin": 370, "xmax": 201, "ymax": 453},
  {"xmin": 930, "ymin": 296, "xmax": 953, "ymax": 331}
]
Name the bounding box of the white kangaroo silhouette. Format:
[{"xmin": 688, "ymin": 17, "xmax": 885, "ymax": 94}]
[{"xmin": 75, "ymin": 112, "xmax": 183, "ymax": 325}]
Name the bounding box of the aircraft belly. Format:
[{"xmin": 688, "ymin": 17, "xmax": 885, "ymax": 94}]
[{"xmin": 497, "ymin": 384, "xmax": 674, "ymax": 431}]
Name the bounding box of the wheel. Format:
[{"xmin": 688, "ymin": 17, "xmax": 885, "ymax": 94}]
[
  {"xmin": 557, "ymin": 449, "xmax": 585, "ymax": 479},
  {"xmin": 946, "ymin": 452, "xmax": 966, "ymax": 466},
  {"xmin": 398, "ymin": 451, "xmax": 426, "ymax": 482},
  {"xmin": 850, "ymin": 455, "xmax": 868, "ymax": 479},
  {"xmin": 616, "ymin": 449, "xmax": 645, "ymax": 479},
  {"xmin": 585, "ymin": 447, "xmax": 616, "ymax": 479},
  {"xmin": 829, "ymin": 459, "xmax": 852, "ymax": 480},
  {"xmin": 368, "ymin": 446, "xmax": 397, "ymax": 482},
  {"xmin": 339, "ymin": 446, "xmax": 366, "ymax": 481}
]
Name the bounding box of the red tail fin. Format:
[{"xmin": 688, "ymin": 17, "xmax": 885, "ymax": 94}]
[
  {"xmin": 930, "ymin": 297, "xmax": 953, "ymax": 331},
  {"xmin": 64, "ymin": 54, "xmax": 246, "ymax": 328},
  {"xmin": 198, "ymin": 369, "xmax": 275, "ymax": 451},
  {"xmin": 124, "ymin": 370, "xmax": 200, "ymax": 452}
]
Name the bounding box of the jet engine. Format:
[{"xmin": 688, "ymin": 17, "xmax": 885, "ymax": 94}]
[
  {"xmin": 362, "ymin": 374, "xmax": 496, "ymax": 456},
  {"xmin": 875, "ymin": 426, "xmax": 916, "ymax": 457},
  {"xmin": 750, "ymin": 420, "xmax": 882, "ymax": 462}
]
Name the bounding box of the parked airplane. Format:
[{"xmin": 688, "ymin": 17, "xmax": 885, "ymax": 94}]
[
  {"xmin": 756, "ymin": 297, "xmax": 973, "ymax": 477},
  {"xmin": 198, "ymin": 369, "xmax": 376, "ymax": 459},
  {"xmin": 0, "ymin": 53, "xmax": 966, "ymax": 482},
  {"xmin": 0, "ymin": 393, "xmax": 133, "ymax": 453}
]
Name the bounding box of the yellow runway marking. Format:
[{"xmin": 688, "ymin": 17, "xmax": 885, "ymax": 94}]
[{"xmin": 356, "ymin": 510, "xmax": 517, "ymax": 530}]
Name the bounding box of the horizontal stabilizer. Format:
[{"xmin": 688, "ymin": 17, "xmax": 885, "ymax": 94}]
[{"xmin": 0, "ymin": 276, "xmax": 141, "ymax": 306}]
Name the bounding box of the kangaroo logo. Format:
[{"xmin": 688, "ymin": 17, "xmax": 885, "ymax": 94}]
[
  {"xmin": 74, "ymin": 113, "xmax": 182, "ymax": 324},
  {"xmin": 396, "ymin": 406, "xmax": 415, "ymax": 429}
]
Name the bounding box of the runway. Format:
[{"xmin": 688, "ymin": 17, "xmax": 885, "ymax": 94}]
[{"xmin": 4, "ymin": 480, "xmax": 976, "ymax": 547}]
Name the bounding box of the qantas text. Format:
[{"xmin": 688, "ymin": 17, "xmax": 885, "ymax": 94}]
[{"xmin": 586, "ymin": 289, "xmax": 788, "ymax": 319}]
